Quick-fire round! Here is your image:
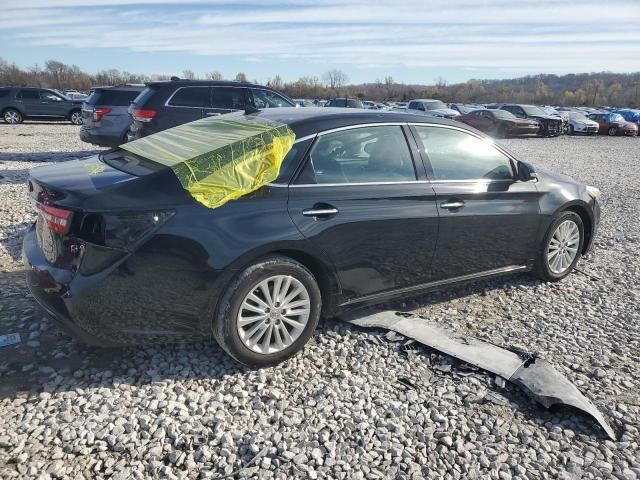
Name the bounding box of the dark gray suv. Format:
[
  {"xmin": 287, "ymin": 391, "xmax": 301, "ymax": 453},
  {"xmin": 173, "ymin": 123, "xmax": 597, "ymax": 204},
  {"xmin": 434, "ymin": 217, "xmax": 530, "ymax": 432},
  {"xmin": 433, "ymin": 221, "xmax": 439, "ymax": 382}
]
[
  {"xmin": 0, "ymin": 87, "xmax": 84, "ymax": 124},
  {"xmin": 80, "ymin": 85, "xmax": 144, "ymax": 147}
]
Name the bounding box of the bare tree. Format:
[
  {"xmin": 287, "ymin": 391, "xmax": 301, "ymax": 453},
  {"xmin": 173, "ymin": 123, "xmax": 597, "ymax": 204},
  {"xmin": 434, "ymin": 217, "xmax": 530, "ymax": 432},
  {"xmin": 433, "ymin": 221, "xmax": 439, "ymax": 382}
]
[
  {"xmin": 235, "ymin": 72, "xmax": 247, "ymax": 82},
  {"xmin": 206, "ymin": 71, "xmax": 224, "ymax": 80},
  {"xmin": 267, "ymin": 75, "xmax": 284, "ymax": 90},
  {"xmin": 181, "ymin": 69, "xmax": 196, "ymax": 80},
  {"xmin": 323, "ymin": 69, "xmax": 348, "ymax": 90}
]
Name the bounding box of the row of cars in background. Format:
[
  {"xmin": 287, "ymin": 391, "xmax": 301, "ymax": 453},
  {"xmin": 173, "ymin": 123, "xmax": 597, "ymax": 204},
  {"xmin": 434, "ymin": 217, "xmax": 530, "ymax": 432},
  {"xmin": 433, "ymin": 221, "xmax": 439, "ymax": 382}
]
[{"xmin": 1, "ymin": 80, "xmax": 638, "ymax": 146}]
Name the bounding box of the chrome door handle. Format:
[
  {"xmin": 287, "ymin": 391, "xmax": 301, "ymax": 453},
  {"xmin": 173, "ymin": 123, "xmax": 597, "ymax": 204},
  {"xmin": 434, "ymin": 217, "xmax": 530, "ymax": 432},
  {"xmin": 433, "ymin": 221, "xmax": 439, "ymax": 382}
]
[
  {"xmin": 440, "ymin": 201, "xmax": 465, "ymax": 210},
  {"xmin": 302, "ymin": 207, "xmax": 338, "ymax": 218}
]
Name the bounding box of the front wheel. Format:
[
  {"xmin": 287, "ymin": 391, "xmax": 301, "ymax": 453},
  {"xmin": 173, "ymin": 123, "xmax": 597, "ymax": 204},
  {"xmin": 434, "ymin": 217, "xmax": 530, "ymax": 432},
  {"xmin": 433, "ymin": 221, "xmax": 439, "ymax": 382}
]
[
  {"xmin": 607, "ymin": 126, "xmax": 617, "ymax": 136},
  {"xmin": 568, "ymin": 125, "xmax": 575, "ymax": 136},
  {"xmin": 533, "ymin": 211, "xmax": 584, "ymax": 282},
  {"xmin": 69, "ymin": 110, "xmax": 83, "ymax": 125},
  {"xmin": 212, "ymin": 255, "xmax": 322, "ymax": 367}
]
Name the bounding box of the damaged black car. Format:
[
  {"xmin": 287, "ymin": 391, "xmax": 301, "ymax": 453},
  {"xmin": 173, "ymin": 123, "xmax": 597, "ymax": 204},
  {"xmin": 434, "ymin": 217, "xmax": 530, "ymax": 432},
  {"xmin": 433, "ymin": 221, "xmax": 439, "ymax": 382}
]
[{"xmin": 23, "ymin": 108, "xmax": 601, "ymax": 366}]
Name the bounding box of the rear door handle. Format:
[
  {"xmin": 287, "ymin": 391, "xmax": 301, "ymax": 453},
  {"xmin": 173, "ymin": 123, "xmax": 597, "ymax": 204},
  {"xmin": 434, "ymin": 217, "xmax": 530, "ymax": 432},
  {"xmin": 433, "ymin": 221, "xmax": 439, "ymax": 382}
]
[
  {"xmin": 302, "ymin": 206, "xmax": 339, "ymax": 218},
  {"xmin": 440, "ymin": 201, "xmax": 465, "ymax": 210}
]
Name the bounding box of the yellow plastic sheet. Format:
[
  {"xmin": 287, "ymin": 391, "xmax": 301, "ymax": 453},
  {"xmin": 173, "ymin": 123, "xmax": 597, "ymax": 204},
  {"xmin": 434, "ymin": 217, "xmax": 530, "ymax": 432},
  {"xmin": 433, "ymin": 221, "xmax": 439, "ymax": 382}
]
[{"xmin": 121, "ymin": 113, "xmax": 295, "ymax": 208}]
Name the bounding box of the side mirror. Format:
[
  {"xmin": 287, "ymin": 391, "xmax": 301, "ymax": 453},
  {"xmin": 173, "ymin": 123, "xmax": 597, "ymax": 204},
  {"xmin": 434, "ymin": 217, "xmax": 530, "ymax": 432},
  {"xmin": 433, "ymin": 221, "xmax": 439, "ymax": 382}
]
[{"xmin": 518, "ymin": 161, "xmax": 537, "ymax": 181}]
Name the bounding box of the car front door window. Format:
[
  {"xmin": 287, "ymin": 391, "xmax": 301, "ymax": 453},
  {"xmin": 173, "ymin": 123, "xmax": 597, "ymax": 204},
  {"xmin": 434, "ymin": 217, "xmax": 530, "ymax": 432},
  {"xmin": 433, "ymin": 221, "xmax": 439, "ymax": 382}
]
[{"xmin": 414, "ymin": 126, "xmax": 513, "ymax": 181}]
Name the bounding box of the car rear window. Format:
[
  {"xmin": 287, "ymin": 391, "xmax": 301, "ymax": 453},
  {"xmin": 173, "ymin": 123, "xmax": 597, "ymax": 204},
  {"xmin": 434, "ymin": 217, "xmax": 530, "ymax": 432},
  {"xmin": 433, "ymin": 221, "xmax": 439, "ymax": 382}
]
[
  {"xmin": 167, "ymin": 87, "xmax": 212, "ymax": 108},
  {"xmin": 86, "ymin": 89, "xmax": 141, "ymax": 106},
  {"xmin": 131, "ymin": 87, "xmax": 157, "ymax": 107}
]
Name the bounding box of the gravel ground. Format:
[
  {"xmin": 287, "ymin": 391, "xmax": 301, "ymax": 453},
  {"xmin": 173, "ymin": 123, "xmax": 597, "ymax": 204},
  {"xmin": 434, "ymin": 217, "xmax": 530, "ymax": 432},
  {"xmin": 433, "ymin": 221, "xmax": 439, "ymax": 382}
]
[{"xmin": 0, "ymin": 123, "xmax": 639, "ymax": 479}]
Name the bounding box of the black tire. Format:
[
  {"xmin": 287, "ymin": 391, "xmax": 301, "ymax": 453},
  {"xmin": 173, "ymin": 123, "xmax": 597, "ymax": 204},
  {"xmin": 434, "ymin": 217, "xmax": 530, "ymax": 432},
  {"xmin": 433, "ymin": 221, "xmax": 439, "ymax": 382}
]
[
  {"xmin": 536, "ymin": 124, "xmax": 547, "ymax": 137},
  {"xmin": 533, "ymin": 211, "xmax": 584, "ymax": 282},
  {"xmin": 607, "ymin": 126, "xmax": 617, "ymax": 136},
  {"xmin": 3, "ymin": 108, "xmax": 23, "ymax": 124},
  {"xmin": 212, "ymin": 255, "xmax": 322, "ymax": 367},
  {"xmin": 69, "ymin": 110, "xmax": 83, "ymax": 125},
  {"xmin": 492, "ymin": 124, "xmax": 507, "ymax": 139},
  {"xmin": 568, "ymin": 125, "xmax": 574, "ymax": 136}
]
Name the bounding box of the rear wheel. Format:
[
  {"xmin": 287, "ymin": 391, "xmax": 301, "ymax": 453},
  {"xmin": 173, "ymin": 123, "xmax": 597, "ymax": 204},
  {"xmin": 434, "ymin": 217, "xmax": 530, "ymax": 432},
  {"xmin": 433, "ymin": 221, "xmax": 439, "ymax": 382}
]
[
  {"xmin": 568, "ymin": 125, "xmax": 575, "ymax": 136},
  {"xmin": 212, "ymin": 255, "xmax": 321, "ymax": 367},
  {"xmin": 3, "ymin": 109, "xmax": 23, "ymax": 124},
  {"xmin": 607, "ymin": 126, "xmax": 617, "ymax": 136},
  {"xmin": 69, "ymin": 110, "xmax": 83, "ymax": 125},
  {"xmin": 533, "ymin": 211, "xmax": 584, "ymax": 282}
]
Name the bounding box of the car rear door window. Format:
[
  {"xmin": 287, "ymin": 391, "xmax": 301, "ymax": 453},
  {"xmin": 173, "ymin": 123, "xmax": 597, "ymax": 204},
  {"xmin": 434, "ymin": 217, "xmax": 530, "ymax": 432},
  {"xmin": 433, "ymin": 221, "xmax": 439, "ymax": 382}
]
[
  {"xmin": 300, "ymin": 125, "xmax": 416, "ymax": 184},
  {"xmin": 18, "ymin": 90, "xmax": 40, "ymax": 101},
  {"xmin": 87, "ymin": 89, "xmax": 140, "ymax": 106},
  {"xmin": 414, "ymin": 126, "xmax": 514, "ymax": 181},
  {"xmin": 168, "ymin": 87, "xmax": 212, "ymax": 108},
  {"xmin": 211, "ymin": 87, "xmax": 246, "ymax": 110}
]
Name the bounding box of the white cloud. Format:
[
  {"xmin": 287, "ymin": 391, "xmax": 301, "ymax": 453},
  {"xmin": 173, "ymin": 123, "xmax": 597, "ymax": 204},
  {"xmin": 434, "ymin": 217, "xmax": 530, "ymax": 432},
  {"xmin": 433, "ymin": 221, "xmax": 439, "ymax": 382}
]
[{"xmin": 1, "ymin": 0, "xmax": 639, "ymax": 77}]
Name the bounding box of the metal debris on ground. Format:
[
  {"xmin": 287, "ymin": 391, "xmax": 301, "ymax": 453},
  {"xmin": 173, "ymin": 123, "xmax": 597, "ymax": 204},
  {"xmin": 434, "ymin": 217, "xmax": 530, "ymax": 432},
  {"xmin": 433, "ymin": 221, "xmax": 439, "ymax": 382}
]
[
  {"xmin": 341, "ymin": 309, "xmax": 617, "ymax": 441},
  {"xmin": 0, "ymin": 333, "xmax": 21, "ymax": 347}
]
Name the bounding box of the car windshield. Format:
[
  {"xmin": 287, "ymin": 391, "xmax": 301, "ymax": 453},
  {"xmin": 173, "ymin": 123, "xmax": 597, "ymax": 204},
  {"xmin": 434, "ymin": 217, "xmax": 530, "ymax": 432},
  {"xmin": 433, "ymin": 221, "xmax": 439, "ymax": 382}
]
[
  {"xmin": 492, "ymin": 110, "xmax": 516, "ymax": 119},
  {"xmin": 569, "ymin": 113, "xmax": 589, "ymax": 122},
  {"xmin": 609, "ymin": 113, "xmax": 624, "ymax": 122},
  {"xmin": 424, "ymin": 101, "xmax": 447, "ymax": 110},
  {"xmin": 542, "ymin": 107, "xmax": 559, "ymax": 116},
  {"xmin": 521, "ymin": 105, "xmax": 547, "ymax": 116}
]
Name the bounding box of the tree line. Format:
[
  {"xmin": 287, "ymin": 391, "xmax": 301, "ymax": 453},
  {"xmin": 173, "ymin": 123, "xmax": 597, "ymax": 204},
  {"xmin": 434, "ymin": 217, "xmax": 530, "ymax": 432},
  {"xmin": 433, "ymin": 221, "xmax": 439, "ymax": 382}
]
[{"xmin": 2, "ymin": 58, "xmax": 639, "ymax": 108}]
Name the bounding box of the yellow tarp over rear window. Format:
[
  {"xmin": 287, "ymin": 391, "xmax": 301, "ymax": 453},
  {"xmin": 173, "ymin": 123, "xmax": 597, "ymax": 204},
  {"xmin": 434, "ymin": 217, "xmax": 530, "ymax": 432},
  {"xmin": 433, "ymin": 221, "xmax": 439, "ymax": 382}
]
[{"xmin": 121, "ymin": 113, "xmax": 296, "ymax": 209}]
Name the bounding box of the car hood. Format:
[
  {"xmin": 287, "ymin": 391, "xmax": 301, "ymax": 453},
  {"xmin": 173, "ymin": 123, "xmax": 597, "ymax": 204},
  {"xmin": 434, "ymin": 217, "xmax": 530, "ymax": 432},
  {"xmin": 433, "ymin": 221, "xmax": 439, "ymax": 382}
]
[
  {"xmin": 528, "ymin": 114, "xmax": 561, "ymax": 122},
  {"xmin": 537, "ymin": 167, "xmax": 578, "ymax": 186}
]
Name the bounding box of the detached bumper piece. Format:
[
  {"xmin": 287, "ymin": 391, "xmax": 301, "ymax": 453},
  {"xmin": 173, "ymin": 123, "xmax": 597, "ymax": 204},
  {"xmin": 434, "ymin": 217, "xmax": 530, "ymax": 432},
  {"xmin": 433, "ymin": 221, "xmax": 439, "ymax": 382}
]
[{"xmin": 341, "ymin": 310, "xmax": 616, "ymax": 441}]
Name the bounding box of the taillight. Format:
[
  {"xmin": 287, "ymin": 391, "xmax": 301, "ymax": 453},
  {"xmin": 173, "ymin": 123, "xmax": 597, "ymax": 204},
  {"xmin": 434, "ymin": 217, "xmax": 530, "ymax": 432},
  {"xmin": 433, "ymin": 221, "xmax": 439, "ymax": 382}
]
[
  {"xmin": 93, "ymin": 107, "xmax": 112, "ymax": 122},
  {"xmin": 37, "ymin": 204, "xmax": 72, "ymax": 234},
  {"xmin": 132, "ymin": 109, "xmax": 157, "ymax": 122}
]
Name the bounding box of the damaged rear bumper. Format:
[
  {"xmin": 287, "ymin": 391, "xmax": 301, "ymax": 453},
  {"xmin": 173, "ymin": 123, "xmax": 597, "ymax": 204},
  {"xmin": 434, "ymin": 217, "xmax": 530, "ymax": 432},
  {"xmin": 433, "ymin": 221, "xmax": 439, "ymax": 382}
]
[{"xmin": 342, "ymin": 310, "xmax": 616, "ymax": 441}]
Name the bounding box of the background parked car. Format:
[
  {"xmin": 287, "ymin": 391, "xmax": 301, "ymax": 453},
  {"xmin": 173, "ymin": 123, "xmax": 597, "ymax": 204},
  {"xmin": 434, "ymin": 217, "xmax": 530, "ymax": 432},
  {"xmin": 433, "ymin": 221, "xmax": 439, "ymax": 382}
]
[
  {"xmin": 499, "ymin": 104, "xmax": 563, "ymax": 137},
  {"xmin": 588, "ymin": 112, "xmax": 638, "ymax": 136},
  {"xmin": 80, "ymin": 84, "xmax": 145, "ymax": 148},
  {"xmin": 64, "ymin": 90, "xmax": 89, "ymax": 101},
  {"xmin": 127, "ymin": 79, "xmax": 296, "ymax": 140},
  {"xmin": 406, "ymin": 99, "xmax": 459, "ymax": 119},
  {"xmin": 325, "ymin": 98, "xmax": 364, "ymax": 108},
  {"xmin": 0, "ymin": 86, "xmax": 83, "ymax": 124},
  {"xmin": 566, "ymin": 112, "xmax": 599, "ymax": 135},
  {"xmin": 540, "ymin": 106, "xmax": 569, "ymax": 134},
  {"xmin": 457, "ymin": 109, "xmax": 540, "ymax": 138},
  {"xmin": 612, "ymin": 109, "xmax": 640, "ymax": 129},
  {"xmin": 449, "ymin": 103, "xmax": 481, "ymax": 115}
]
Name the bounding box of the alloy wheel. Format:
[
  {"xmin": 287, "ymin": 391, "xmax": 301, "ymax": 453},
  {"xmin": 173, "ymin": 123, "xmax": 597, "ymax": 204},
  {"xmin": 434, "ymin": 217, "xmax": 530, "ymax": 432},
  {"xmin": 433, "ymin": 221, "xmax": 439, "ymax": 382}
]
[
  {"xmin": 608, "ymin": 127, "xmax": 617, "ymax": 136},
  {"xmin": 237, "ymin": 275, "xmax": 311, "ymax": 354},
  {"xmin": 4, "ymin": 111, "xmax": 21, "ymax": 124},
  {"xmin": 70, "ymin": 111, "xmax": 83, "ymax": 125},
  {"xmin": 547, "ymin": 220, "xmax": 580, "ymax": 274}
]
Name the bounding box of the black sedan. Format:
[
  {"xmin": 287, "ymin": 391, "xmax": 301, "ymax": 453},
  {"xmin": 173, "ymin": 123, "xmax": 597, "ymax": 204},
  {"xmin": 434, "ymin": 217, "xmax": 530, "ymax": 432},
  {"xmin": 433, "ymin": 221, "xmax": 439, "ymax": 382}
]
[{"xmin": 23, "ymin": 108, "xmax": 601, "ymax": 366}]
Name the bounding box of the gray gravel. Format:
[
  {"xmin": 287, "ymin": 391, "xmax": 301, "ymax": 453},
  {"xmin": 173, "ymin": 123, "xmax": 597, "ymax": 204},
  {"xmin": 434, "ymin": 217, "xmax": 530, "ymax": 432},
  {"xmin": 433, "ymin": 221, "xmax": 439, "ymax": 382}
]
[{"xmin": 1, "ymin": 124, "xmax": 639, "ymax": 479}]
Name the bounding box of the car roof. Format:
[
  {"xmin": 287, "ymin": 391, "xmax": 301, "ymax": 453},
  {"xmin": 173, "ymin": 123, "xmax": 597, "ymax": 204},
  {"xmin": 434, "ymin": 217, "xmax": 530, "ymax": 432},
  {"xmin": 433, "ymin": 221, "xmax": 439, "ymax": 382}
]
[
  {"xmin": 253, "ymin": 107, "xmax": 466, "ymax": 138},
  {"xmin": 146, "ymin": 79, "xmax": 264, "ymax": 88},
  {"xmin": 91, "ymin": 84, "xmax": 145, "ymax": 90}
]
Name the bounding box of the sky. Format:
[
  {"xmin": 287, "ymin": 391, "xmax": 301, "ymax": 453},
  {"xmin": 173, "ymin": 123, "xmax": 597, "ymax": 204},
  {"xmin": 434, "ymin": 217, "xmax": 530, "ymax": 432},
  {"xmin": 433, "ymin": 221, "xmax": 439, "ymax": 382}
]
[{"xmin": 1, "ymin": 0, "xmax": 639, "ymax": 85}]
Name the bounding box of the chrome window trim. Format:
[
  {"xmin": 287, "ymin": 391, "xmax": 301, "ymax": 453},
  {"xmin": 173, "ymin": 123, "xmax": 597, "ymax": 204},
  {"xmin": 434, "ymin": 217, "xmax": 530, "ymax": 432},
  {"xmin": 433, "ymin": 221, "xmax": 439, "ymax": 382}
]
[
  {"xmin": 290, "ymin": 180, "xmax": 433, "ymax": 188},
  {"xmin": 292, "ymin": 122, "xmax": 519, "ymax": 187},
  {"xmin": 164, "ymin": 85, "xmax": 247, "ymax": 109}
]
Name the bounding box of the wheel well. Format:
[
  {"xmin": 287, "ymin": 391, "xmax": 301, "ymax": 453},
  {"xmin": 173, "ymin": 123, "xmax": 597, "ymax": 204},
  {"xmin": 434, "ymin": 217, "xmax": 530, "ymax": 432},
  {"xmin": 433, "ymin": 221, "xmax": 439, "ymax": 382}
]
[
  {"xmin": 565, "ymin": 205, "xmax": 592, "ymax": 254},
  {"xmin": 2, "ymin": 107, "xmax": 21, "ymax": 116},
  {"xmin": 68, "ymin": 108, "xmax": 81, "ymax": 118},
  {"xmin": 270, "ymin": 249, "xmax": 339, "ymax": 318}
]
